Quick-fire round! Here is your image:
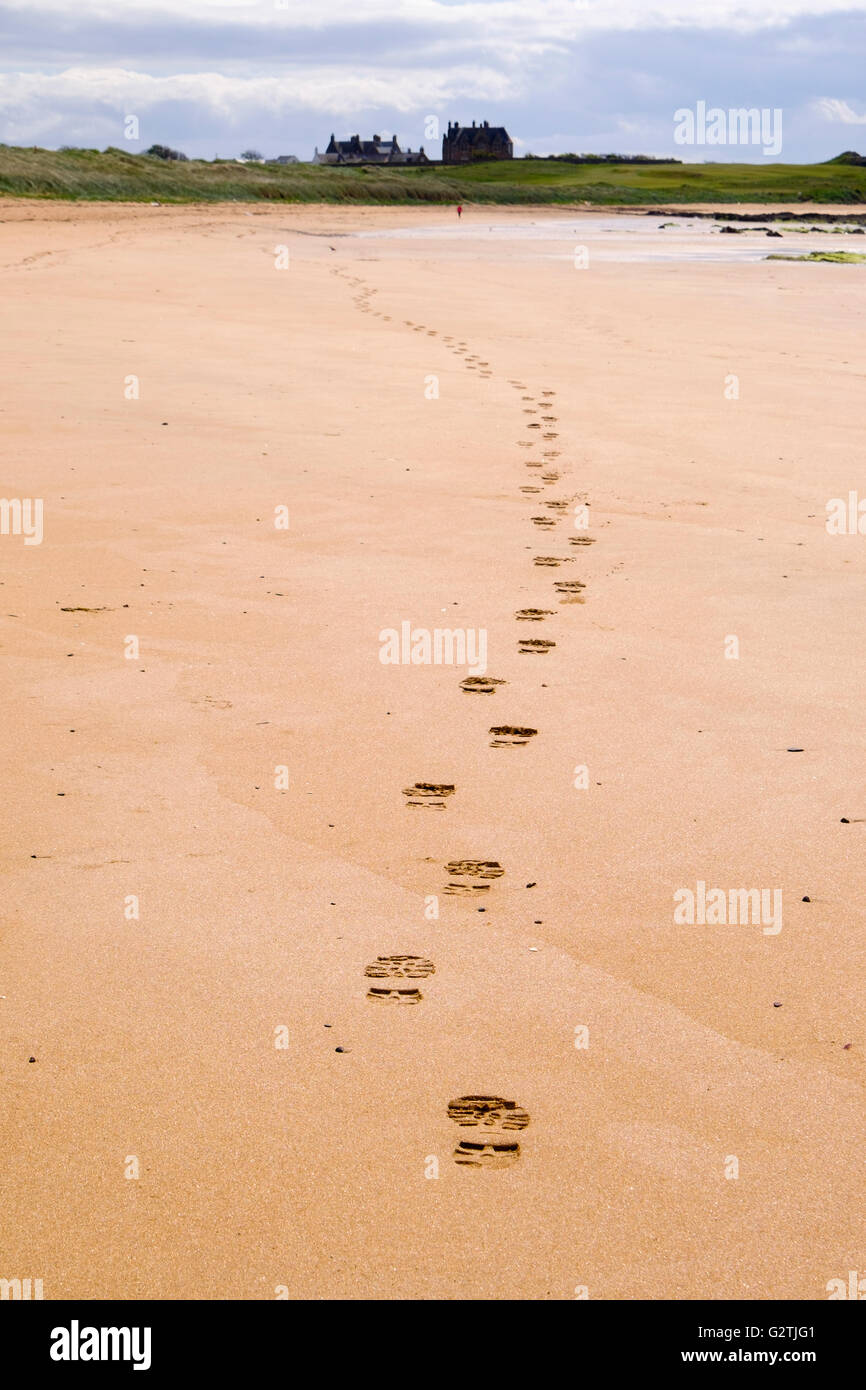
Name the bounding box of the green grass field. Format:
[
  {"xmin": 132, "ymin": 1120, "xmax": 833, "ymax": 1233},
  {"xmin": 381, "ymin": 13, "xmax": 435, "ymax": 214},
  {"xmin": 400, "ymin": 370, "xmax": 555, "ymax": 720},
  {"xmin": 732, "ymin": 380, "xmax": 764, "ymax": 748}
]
[{"xmin": 2, "ymin": 144, "xmax": 866, "ymax": 205}]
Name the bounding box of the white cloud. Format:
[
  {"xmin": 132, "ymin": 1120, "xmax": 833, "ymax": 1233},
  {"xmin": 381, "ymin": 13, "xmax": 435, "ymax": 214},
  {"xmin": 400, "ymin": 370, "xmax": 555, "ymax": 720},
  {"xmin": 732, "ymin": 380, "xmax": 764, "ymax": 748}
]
[
  {"xmin": 4, "ymin": 0, "xmax": 866, "ymax": 39},
  {"xmin": 815, "ymin": 96, "xmax": 866, "ymax": 123},
  {"xmin": 0, "ymin": 64, "xmax": 517, "ymax": 131}
]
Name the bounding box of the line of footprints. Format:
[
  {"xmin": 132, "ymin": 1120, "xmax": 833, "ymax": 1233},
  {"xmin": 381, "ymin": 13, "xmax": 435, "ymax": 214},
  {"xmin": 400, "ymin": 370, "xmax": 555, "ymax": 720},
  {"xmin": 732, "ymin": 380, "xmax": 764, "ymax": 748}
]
[{"xmin": 332, "ymin": 264, "xmax": 602, "ymax": 1169}]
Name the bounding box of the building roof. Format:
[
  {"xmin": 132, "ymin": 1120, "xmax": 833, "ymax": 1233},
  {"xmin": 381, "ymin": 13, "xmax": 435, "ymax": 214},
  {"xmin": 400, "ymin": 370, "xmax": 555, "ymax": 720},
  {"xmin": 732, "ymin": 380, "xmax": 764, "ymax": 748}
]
[
  {"xmin": 446, "ymin": 121, "xmax": 511, "ymax": 144},
  {"xmin": 326, "ymin": 133, "xmax": 400, "ymax": 158},
  {"xmin": 318, "ymin": 132, "xmax": 427, "ymax": 165}
]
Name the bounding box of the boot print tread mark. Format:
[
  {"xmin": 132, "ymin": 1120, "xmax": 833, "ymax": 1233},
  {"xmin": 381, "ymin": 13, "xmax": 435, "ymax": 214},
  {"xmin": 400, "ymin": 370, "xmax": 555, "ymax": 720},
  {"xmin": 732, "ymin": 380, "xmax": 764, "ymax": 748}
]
[
  {"xmin": 443, "ymin": 860, "xmax": 504, "ymax": 895},
  {"xmin": 403, "ymin": 782, "xmax": 455, "ymax": 808},
  {"xmin": 447, "ymin": 1095, "xmax": 530, "ymax": 1167},
  {"xmin": 365, "ymin": 955, "xmax": 435, "ymax": 1004},
  {"xmin": 519, "ymin": 638, "xmax": 556, "ymax": 654},
  {"xmin": 489, "ymin": 726, "xmax": 537, "ymax": 746},
  {"xmin": 461, "ymin": 676, "xmax": 505, "ymax": 694}
]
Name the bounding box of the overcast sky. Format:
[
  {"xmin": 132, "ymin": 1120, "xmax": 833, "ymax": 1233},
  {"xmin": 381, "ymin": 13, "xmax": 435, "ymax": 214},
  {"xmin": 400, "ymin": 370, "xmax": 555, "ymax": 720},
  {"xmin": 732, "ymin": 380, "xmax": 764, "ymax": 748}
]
[{"xmin": 1, "ymin": 0, "xmax": 865, "ymax": 161}]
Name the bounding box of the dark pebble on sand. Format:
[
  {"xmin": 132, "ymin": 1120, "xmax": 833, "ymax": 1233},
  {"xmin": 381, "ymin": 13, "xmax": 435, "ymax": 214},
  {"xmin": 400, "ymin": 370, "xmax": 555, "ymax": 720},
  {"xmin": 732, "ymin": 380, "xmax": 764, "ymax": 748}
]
[
  {"xmin": 335, "ymin": 1046, "xmax": 348, "ymax": 1053},
  {"xmin": 526, "ymin": 882, "xmax": 536, "ymax": 888},
  {"xmin": 841, "ymin": 818, "xmax": 850, "ymax": 823},
  {"xmin": 28, "ymin": 1056, "xmax": 36, "ymax": 1062},
  {"xmin": 773, "ymin": 1002, "xmax": 782, "ymax": 1008},
  {"xmin": 802, "ymin": 896, "xmax": 810, "ymax": 902}
]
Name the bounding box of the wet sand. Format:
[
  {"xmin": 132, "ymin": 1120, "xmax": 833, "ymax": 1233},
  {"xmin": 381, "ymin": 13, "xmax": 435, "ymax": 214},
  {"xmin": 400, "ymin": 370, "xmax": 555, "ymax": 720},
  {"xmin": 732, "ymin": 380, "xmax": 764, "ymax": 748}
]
[{"xmin": 1, "ymin": 201, "xmax": 864, "ymax": 1299}]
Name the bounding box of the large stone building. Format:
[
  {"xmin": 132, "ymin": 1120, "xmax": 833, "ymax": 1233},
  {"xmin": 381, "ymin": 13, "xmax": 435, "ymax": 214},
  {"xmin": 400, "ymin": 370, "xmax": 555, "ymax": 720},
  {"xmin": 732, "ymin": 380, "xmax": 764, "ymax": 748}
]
[
  {"xmin": 313, "ymin": 133, "xmax": 429, "ymax": 165},
  {"xmin": 442, "ymin": 120, "xmax": 513, "ymax": 164}
]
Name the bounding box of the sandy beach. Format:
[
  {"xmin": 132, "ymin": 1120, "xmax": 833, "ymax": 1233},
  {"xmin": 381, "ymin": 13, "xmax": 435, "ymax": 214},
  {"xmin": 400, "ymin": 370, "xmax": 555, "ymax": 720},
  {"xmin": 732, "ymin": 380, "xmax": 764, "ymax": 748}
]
[{"xmin": 1, "ymin": 199, "xmax": 864, "ymax": 1300}]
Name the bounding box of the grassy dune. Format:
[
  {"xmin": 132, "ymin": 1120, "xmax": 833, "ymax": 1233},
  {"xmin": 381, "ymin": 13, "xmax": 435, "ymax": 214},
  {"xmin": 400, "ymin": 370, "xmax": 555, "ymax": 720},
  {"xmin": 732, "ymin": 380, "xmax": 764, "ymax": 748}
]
[{"xmin": 1, "ymin": 144, "xmax": 866, "ymax": 205}]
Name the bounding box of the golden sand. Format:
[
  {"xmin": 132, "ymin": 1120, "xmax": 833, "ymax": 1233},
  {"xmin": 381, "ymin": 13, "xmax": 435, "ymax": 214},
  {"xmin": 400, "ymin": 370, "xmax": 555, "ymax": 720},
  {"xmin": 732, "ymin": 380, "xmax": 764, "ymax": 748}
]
[{"xmin": 1, "ymin": 201, "xmax": 863, "ymax": 1299}]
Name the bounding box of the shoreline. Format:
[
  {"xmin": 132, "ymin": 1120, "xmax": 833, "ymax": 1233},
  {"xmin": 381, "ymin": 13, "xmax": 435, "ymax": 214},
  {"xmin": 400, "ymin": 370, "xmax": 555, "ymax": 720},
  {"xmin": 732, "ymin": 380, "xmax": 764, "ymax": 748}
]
[{"xmin": 2, "ymin": 195, "xmax": 866, "ymax": 217}]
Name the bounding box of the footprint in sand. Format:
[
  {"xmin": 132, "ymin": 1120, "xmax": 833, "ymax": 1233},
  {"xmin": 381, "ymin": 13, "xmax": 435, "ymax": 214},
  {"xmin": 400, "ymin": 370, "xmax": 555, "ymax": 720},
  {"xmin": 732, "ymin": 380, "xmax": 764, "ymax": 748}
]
[
  {"xmin": 489, "ymin": 726, "xmax": 537, "ymax": 747},
  {"xmin": 570, "ymin": 536, "xmax": 596, "ymax": 546},
  {"xmin": 461, "ymin": 676, "xmax": 505, "ymax": 695},
  {"xmin": 541, "ymin": 389, "xmax": 555, "ymax": 397},
  {"xmin": 443, "ymin": 860, "xmax": 504, "ymax": 895},
  {"xmin": 515, "ymin": 608, "xmax": 553, "ymax": 621},
  {"xmin": 526, "ymin": 422, "xmax": 541, "ymax": 430},
  {"xmin": 521, "ymin": 486, "xmax": 543, "ymax": 494},
  {"xmin": 447, "ymin": 1095, "xmax": 530, "ymax": 1168},
  {"xmin": 531, "ymin": 515, "xmax": 556, "ymax": 529},
  {"xmin": 533, "ymin": 555, "xmax": 572, "ymax": 567},
  {"xmin": 554, "ymin": 580, "xmax": 585, "ymax": 595},
  {"xmin": 545, "ymin": 500, "xmax": 569, "ymax": 512},
  {"xmin": 365, "ymin": 955, "xmax": 435, "ymax": 1005},
  {"xmin": 403, "ymin": 782, "xmax": 455, "ymax": 809},
  {"xmin": 519, "ymin": 638, "xmax": 556, "ymax": 654},
  {"xmin": 542, "ymin": 432, "xmax": 559, "ymax": 441}
]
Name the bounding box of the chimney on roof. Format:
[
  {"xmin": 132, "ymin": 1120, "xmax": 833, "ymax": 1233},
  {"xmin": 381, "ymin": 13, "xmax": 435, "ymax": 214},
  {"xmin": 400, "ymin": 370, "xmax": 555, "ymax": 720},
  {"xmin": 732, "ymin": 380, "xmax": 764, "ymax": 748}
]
[
  {"xmin": 472, "ymin": 119, "xmax": 476, "ymax": 127},
  {"xmin": 373, "ymin": 134, "xmax": 380, "ymax": 142}
]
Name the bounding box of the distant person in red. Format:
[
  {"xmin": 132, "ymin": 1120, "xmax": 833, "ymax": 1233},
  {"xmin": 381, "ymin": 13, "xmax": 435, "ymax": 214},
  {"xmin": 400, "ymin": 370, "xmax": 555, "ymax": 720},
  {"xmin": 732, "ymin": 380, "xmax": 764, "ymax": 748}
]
[{"xmin": 457, "ymin": 204, "xmax": 463, "ymax": 219}]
